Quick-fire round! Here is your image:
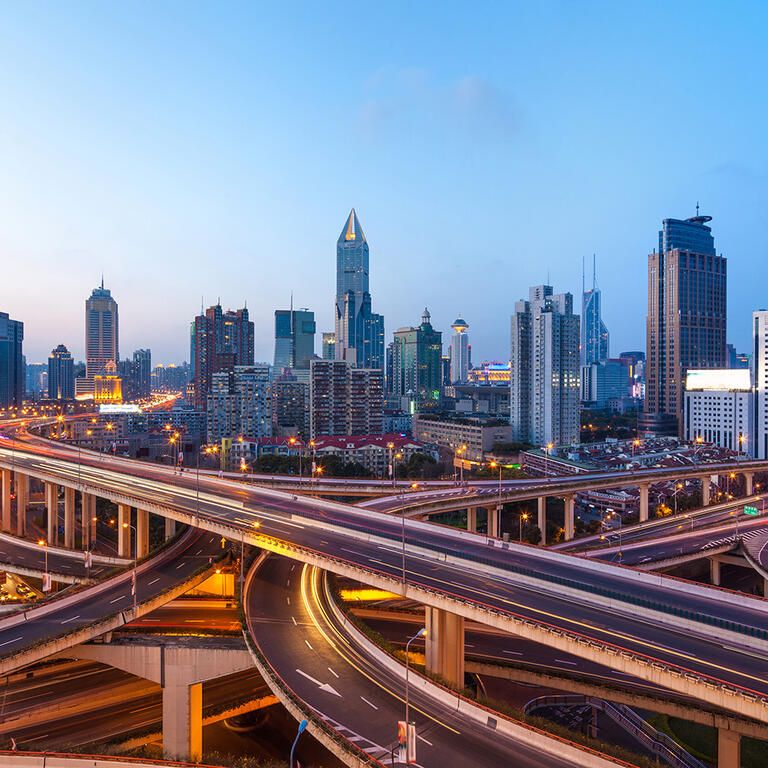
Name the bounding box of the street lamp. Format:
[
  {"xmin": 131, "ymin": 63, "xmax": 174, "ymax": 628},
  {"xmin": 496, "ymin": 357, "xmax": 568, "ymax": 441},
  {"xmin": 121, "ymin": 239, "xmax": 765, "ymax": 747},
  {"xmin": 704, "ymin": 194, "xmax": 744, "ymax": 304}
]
[
  {"xmin": 290, "ymin": 719, "xmax": 308, "ymax": 768},
  {"xmin": 673, "ymin": 483, "xmax": 683, "ymax": 515},
  {"xmin": 387, "ymin": 442, "xmax": 396, "ymax": 487},
  {"xmin": 489, "ymin": 460, "xmax": 503, "ymax": 512},
  {"xmin": 519, "ymin": 511, "xmax": 529, "ymax": 541},
  {"xmin": 289, "ymin": 437, "xmax": 303, "ymax": 485},
  {"xmin": 405, "ymin": 628, "xmax": 427, "ymax": 726},
  {"xmin": 122, "ymin": 522, "xmax": 138, "ymax": 613},
  {"xmin": 37, "ymin": 538, "xmax": 50, "ymax": 592},
  {"xmin": 544, "ymin": 442, "xmax": 554, "ymax": 477}
]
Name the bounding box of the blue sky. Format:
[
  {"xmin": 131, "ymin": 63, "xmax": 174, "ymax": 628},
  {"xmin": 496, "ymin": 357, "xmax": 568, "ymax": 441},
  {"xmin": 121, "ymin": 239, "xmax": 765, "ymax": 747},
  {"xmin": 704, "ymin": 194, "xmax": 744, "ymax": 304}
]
[{"xmin": 1, "ymin": 1, "xmax": 767, "ymax": 364}]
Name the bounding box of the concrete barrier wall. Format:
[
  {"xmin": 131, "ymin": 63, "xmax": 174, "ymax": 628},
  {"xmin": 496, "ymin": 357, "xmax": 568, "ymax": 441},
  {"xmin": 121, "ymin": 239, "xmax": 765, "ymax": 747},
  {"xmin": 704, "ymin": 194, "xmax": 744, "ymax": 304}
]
[
  {"xmin": 0, "ymin": 530, "xmax": 131, "ymax": 567},
  {"xmin": 0, "ymin": 753, "xmax": 225, "ymax": 768}
]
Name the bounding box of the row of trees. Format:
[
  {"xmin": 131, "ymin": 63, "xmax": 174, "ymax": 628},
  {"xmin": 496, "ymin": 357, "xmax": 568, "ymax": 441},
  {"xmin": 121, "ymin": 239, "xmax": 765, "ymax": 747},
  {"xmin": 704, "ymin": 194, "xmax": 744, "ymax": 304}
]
[{"xmin": 249, "ymin": 452, "xmax": 443, "ymax": 479}]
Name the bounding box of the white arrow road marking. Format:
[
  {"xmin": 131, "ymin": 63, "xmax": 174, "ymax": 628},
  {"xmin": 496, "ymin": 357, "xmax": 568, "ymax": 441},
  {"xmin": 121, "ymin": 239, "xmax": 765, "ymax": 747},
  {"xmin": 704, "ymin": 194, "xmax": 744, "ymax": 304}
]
[{"xmin": 295, "ymin": 668, "xmax": 342, "ymax": 697}]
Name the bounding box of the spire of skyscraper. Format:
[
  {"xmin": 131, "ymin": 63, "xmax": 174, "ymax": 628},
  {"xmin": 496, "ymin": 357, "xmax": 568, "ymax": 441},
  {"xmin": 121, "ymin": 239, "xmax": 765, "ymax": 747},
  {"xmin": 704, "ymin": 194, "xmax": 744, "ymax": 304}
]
[{"xmin": 338, "ymin": 208, "xmax": 366, "ymax": 244}]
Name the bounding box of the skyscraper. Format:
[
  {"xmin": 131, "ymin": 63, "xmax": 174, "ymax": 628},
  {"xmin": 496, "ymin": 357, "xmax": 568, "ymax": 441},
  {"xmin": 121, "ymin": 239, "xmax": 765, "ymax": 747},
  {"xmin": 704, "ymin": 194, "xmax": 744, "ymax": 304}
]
[
  {"xmin": 48, "ymin": 344, "xmax": 75, "ymax": 400},
  {"xmin": 78, "ymin": 280, "xmax": 119, "ymax": 396},
  {"xmin": 274, "ymin": 308, "xmax": 316, "ymax": 372},
  {"xmin": 510, "ymin": 285, "xmax": 580, "ymax": 447},
  {"xmin": 645, "ymin": 213, "xmax": 727, "ymax": 434},
  {"xmin": 191, "ymin": 303, "xmax": 254, "ymax": 410},
  {"xmin": 449, "ymin": 317, "xmax": 470, "ymax": 384},
  {"xmin": 0, "ymin": 312, "xmax": 24, "ymax": 410},
  {"xmin": 334, "ymin": 209, "xmax": 385, "ymax": 369},
  {"xmin": 581, "ymin": 256, "xmax": 609, "ymax": 366},
  {"xmin": 752, "ymin": 311, "xmax": 768, "ymax": 459},
  {"xmin": 322, "ymin": 332, "xmax": 336, "ymax": 360},
  {"xmin": 390, "ymin": 309, "xmax": 443, "ymax": 413}
]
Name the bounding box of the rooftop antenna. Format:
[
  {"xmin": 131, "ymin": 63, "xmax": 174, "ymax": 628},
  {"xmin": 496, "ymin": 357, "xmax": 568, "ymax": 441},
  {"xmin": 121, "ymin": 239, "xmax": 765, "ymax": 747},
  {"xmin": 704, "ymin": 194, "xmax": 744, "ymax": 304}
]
[
  {"xmin": 592, "ymin": 252, "xmax": 597, "ymax": 291},
  {"xmin": 101, "ymin": 273, "xmax": 104, "ymax": 290},
  {"xmin": 696, "ymin": 201, "xmax": 700, "ymax": 216},
  {"xmin": 582, "ymin": 255, "xmax": 585, "ymax": 296}
]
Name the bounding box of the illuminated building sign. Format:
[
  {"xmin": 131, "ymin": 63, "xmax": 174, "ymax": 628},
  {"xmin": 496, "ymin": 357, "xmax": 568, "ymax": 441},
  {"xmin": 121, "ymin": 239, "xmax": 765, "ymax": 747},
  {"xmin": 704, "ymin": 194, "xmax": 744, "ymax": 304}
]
[{"xmin": 685, "ymin": 369, "xmax": 750, "ymax": 392}]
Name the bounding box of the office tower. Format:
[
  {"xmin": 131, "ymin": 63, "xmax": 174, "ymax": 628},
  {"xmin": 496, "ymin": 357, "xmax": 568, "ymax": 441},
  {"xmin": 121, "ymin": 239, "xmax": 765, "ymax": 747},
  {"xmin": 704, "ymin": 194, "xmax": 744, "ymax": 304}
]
[
  {"xmin": 0, "ymin": 312, "xmax": 24, "ymax": 409},
  {"xmin": 207, "ymin": 365, "xmax": 271, "ymax": 443},
  {"xmin": 76, "ymin": 280, "xmax": 119, "ymax": 397},
  {"xmin": 274, "ymin": 308, "xmax": 316, "ymax": 372},
  {"xmin": 309, "ymin": 359, "xmax": 383, "ymax": 437},
  {"xmin": 753, "ymin": 311, "xmax": 768, "ymax": 459},
  {"xmin": 322, "ymin": 332, "xmax": 336, "ymax": 360},
  {"xmin": 272, "ymin": 369, "xmax": 310, "ymax": 436},
  {"xmin": 645, "ymin": 213, "xmax": 727, "ymax": 434},
  {"xmin": 25, "ymin": 362, "xmax": 47, "ymax": 398},
  {"xmin": 581, "ymin": 256, "xmax": 609, "ymax": 366},
  {"xmin": 152, "ymin": 363, "xmax": 190, "ymax": 392},
  {"xmin": 510, "ymin": 285, "xmax": 580, "ymax": 446},
  {"xmin": 580, "ymin": 359, "xmax": 630, "ymax": 408},
  {"xmin": 85, "ymin": 280, "xmax": 119, "ymax": 379},
  {"xmin": 390, "ymin": 310, "xmax": 443, "ymax": 413},
  {"xmin": 191, "ymin": 303, "xmax": 254, "ymax": 410},
  {"xmin": 727, "ymin": 343, "xmax": 750, "ymax": 369},
  {"xmin": 450, "ymin": 317, "xmax": 470, "ymax": 383},
  {"xmin": 48, "ymin": 344, "xmax": 75, "ymax": 400},
  {"xmin": 334, "ymin": 209, "xmax": 385, "ymax": 369}
]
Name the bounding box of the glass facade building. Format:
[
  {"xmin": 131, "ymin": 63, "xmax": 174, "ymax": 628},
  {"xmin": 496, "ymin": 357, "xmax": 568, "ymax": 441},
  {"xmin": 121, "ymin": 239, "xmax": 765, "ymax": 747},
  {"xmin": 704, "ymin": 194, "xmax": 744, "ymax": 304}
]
[{"xmin": 0, "ymin": 312, "xmax": 24, "ymax": 409}]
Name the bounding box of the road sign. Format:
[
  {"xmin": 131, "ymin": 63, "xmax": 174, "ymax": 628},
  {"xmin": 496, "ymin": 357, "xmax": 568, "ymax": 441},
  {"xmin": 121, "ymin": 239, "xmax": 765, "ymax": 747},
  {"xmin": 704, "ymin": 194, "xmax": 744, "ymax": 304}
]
[{"xmin": 744, "ymin": 505, "xmax": 759, "ymax": 516}]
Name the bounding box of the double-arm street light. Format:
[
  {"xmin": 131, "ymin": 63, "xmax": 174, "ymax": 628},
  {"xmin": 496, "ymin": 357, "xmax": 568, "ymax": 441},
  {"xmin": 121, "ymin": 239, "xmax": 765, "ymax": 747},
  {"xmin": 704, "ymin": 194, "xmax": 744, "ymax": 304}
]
[
  {"xmin": 37, "ymin": 539, "xmax": 50, "ymax": 593},
  {"xmin": 122, "ymin": 522, "xmax": 138, "ymax": 613}
]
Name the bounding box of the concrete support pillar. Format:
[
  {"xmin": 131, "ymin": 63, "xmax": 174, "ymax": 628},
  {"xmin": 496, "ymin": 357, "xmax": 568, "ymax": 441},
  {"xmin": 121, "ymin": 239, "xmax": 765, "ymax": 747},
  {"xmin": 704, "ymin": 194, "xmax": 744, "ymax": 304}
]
[
  {"xmin": 64, "ymin": 487, "xmax": 76, "ymax": 549},
  {"xmin": 466, "ymin": 507, "xmax": 477, "ymax": 534},
  {"xmin": 162, "ymin": 681, "xmax": 203, "ymax": 761},
  {"xmin": 702, "ymin": 477, "xmax": 711, "ymax": 507},
  {"xmin": 487, "ymin": 505, "xmax": 500, "ymax": 538},
  {"xmin": 744, "ymin": 472, "xmax": 754, "ymax": 497},
  {"xmin": 0, "ymin": 469, "xmax": 11, "ymax": 532},
  {"xmin": 710, "ymin": 556, "xmax": 722, "ymax": 587},
  {"xmin": 165, "ymin": 517, "xmax": 177, "ymax": 541},
  {"xmin": 89, "ymin": 495, "xmax": 98, "ymax": 543},
  {"xmin": 638, "ymin": 482, "xmax": 650, "ymax": 522},
  {"xmin": 118, "ymin": 504, "xmax": 132, "ymax": 558},
  {"xmin": 14, "ymin": 472, "xmax": 28, "ymax": 537},
  {"xmin": 81, "ymin": 492, "xmax": 94, "ymax": 550},
  {"xmin": 537, "ymin": 496, "xmax": 546, "ymax": 546},
  {"xmin": 45, "ymin": 482, "xmax": 58, "ymax": 544},
  {"xmin": 563, "ymin": 495, "xmax": 575, "ymax": 541},
  {"xmin": 717, "ymin": 728, "xmax": 740, "ymax": 768},
  {"xmin": 136, "ymin": 509, "xmax": 150, "ymax": 559},
  {"xmin": 425, "ymin": 607, "xmax": 465, "ymax": 688}
]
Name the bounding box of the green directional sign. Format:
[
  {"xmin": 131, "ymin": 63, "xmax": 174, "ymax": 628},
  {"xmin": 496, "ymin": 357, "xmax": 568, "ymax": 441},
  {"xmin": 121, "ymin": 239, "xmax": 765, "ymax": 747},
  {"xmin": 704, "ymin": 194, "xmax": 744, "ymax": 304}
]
[{"xmin": 744, "ymin": 505, "xmax": 760, "ymax": 516}]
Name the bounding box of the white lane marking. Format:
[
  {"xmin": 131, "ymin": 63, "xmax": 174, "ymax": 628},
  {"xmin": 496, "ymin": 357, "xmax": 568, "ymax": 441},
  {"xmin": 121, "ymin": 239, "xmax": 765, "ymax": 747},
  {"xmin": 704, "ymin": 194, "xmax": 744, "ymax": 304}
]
[
  {"xmin": 502, "ymin": 650, "xmax": 523, "ymax": 656},
  {"xmin": 360, "ymin": 696, "xmax": 378, "ymax": 710},
  {"xmin": 148, "ymin": 578, "xmax": 160, "ymax": 585},
  {"xmin": 295, "ymin": 668, "xmax": 342, "ymax": 696},
  {"xmin": 110, "ymin": 595, "xmax": 126, "ymax": 604},
  {"xmin": 0, "ymin": 637, "xmax": 22, "ymax": 648},
  {"xmin": 291, "ymin": 616, "xmax": 297, "ymax": 626},
  {"xmin": 305, "ymin": 640, "xmax": 313, "ymax": 650},
  {"xmin": 175, "ymin": 562, "xmax": 186, "ymax": 569},
  {"xmin": 286, "ymin": 597, "xmax": 291, "ymax": 605},
  {"xmin": 60, "ymin": 615, "xmax": 80, "ymax": 624},
  {"xmin": 328, "ymin": 667, "xmax": 339, "ymax": 678},
  {"xmin": 555, "ymin": 659, "xmax": 578, "ymax": 665},
  {"xmin": 195, "ymin": 549, "xmax": 202, "ymax": 555},
  {"xmin": 418, "ymin": 735, "xmax": 433, "ymax": 746},
  {"xmin": 290, "ymin": 564, "xmax": 296, "ymax": 572}
]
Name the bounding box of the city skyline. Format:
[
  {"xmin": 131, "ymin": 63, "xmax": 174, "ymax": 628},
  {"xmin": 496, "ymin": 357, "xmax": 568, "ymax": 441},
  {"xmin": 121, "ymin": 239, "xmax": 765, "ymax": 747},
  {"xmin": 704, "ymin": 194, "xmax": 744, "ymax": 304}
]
[{"xmin": 2, "ymin": 3, "xmax": 768, "ymax": 364}]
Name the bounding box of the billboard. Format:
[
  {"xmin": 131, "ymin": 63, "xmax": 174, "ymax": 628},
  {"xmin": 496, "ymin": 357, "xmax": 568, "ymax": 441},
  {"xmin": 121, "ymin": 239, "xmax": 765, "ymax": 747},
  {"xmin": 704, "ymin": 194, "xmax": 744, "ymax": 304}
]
[
  {"xmin": 685, "ymin": 369, "xmax": 750, "ymax": 392},
  {"xmin": 99, "ymin": 404, "xmax": 141, "ymax": 415}
]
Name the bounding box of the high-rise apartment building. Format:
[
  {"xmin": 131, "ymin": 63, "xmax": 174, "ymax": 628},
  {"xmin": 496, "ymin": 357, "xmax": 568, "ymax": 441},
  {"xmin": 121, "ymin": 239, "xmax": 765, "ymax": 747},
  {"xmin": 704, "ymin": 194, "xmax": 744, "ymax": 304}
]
[
  {"xmin": 191, "ymin": 303, "xmax": 254, "ymax": 410},
  {"xmin": 390, "ymin": 310, "xmax": 443, "ymax": 413},
  {"xmin": 48, "ymin": 344, "xmax": 75, "ymax": 400},
  {"xmin": 207, "ymin": 365, "xmax": 271, "ymax": 444},
  {"xmin": 309, "ymin": 359, "xmax": 383, "ymax": 438},
  {"xmin": 449, "ymin": 317, "xmax": 470, "ymax": 384},
  {"xmin": 119, "ymin": 349, "xmax": 152, "ymax": 400},
  {"xmin": 0, "ymin": 312, "xmax": 24, "ymax": 410},
  {"xmin": 645, "ymin": 214, "xmax": 727, "ymax": 434},
  {"xmin": 581, "ymin": 257, "xmax": 609, "ymax": 367},
  {"xmin": 510, "ymin": 285, "xmax": 580, "ymax": 447},
  {"xmin": 272, "ymin": 369, "xmax": 310, "ymax": 437},
  {"xmin": 274, "ymin": 308, "xmax": 316, "ymax": 372},
  {"xmin": 77, "ymin": 281, "xmax": 119, "ymax": 397},
  {"xmin": 334, "ymin": 209, "xmax": 385, "ymax": 369},
  {"xmin": 752, "ymin": 310, "xmax": 768, "ymax": 459}
]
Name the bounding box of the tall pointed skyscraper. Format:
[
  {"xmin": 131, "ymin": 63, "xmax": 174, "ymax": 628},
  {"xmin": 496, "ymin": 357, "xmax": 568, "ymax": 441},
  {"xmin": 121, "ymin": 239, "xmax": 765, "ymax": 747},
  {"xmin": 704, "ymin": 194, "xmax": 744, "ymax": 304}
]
[
  {"xmin": 334, "ymin": 209, "xmax": 384, "ymax": 369},
  {"xmin": 581, "ymin": 255, "xmax": 609, "ymax": 367}
]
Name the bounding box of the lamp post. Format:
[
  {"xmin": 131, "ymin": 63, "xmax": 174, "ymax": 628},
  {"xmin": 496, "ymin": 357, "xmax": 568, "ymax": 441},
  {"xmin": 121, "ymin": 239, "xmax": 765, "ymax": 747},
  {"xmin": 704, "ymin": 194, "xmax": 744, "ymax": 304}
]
[
  {"xmin": 489, "ymin": 460, "xmax": 503, "ymax": 512},
  {"xmin": 37, "ymin": 538, "xmax": 50, "ymax": 592},
  {"xmin": 290, "ymin": 719, "xmax": 308, "ymax": 768},
  {"xmin": 289, "ymin": 437, "xmax": 303, "ymax": 485},
  {"xmin": 544, "ymin": 442, "xmax": 554, "ymax": 477},
  {"xmin": 673, "ymin": 483, "xmax": 683, "ymax": 515},
  {"xmin": 122, "ymin": 522, "xmax": 138, "ymax": 613},
  {"xmin": 405, "ymin": 628, "xmax": 427, "ymax": 726},
  {"xmin": 387, "ymin": 442, "xmax": 395, "ymax": 487},
  {"xmin": 519, "ymin": 511, "xmax": 529, "ymax": 541}
]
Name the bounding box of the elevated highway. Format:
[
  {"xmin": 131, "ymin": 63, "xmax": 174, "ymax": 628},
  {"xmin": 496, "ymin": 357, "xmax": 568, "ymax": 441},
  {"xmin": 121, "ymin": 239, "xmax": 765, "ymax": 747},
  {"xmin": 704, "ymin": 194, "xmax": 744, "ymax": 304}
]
[{"xmin": 1, "ymin": 436, "xmax": 767, "ymax": 731}]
